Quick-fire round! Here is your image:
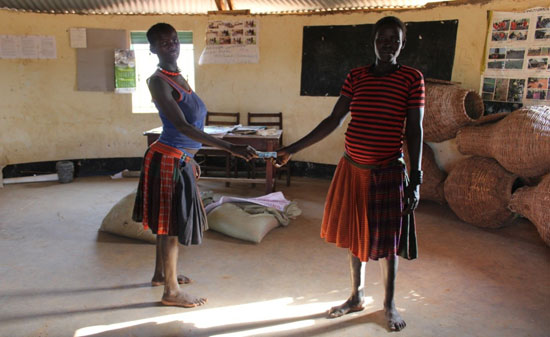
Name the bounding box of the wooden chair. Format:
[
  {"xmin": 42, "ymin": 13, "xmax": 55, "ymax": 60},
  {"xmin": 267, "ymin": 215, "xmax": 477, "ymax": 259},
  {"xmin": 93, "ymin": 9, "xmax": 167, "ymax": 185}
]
[
  {"xmin": 247, "ymin": 112, "xmax": 291, "ymax": 187},
  {"xmin": 196, "ymin": 111, "xmax": 240, "ymax": 186},
  {"xmin": 205, "ymin": 112, "xmax": 240, "ymax": 127}
]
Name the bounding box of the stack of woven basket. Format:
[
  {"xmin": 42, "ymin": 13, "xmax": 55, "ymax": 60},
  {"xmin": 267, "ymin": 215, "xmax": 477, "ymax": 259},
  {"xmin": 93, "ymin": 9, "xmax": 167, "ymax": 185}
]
[{"xmin": 419, "ymin": 79, "xmax": 550, "ymax": 246}]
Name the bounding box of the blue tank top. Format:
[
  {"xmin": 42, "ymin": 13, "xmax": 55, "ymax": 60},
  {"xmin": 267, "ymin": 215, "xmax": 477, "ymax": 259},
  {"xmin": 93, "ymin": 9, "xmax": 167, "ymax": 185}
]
[{"xmin": 152, "ymin": 71, "xmax": 207, "ymax": 156}]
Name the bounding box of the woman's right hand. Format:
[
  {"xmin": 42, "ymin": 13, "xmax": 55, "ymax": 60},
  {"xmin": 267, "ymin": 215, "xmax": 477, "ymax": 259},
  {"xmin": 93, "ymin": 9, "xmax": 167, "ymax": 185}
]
[{"xmin": 230, "ymin": 144, "xmax": 258, "ymax": 161}]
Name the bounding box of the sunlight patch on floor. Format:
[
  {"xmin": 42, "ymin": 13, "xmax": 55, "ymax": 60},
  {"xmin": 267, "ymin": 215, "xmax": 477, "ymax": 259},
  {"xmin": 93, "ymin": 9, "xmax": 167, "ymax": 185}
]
[
  {"xmin": 210, "ymin": 320, "xmax": 315, "ymax": 337},
  {"xmin": 74, "ymin": 296, "xmax": 374, "ymax": 337},
  {"xmin": 403, "ymin": 289, "xmax": 427, "ymax": 306}
]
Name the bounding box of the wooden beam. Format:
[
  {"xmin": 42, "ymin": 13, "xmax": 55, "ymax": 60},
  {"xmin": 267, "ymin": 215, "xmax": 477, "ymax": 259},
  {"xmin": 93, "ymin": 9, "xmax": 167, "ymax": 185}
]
[
  {"xmin": 207, "ymin": 9, "xmax": 250, "ymax": 15},
  {"xmin": 214, "ymin": 0, "xmax": 228, "ymax": 11},
  {"xmin": 210, "ymin": 0, "xmax": 249, "ymax": 15},
  {"xmin": 227, "ymin": 0, "xmax": 235, "ymax": 10}
]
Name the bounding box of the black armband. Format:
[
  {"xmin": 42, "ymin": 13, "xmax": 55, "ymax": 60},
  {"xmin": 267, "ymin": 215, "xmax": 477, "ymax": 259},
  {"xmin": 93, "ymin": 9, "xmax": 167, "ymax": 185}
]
[{"xmin": 409, "ymin": 169, "xmax": 423, "ymax": 185}]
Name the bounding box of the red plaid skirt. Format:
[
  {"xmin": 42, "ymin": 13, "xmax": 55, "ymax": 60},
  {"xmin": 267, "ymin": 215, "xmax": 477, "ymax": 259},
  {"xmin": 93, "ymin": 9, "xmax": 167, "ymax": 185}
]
[
  {"xmin": 133, "ymin": 141, "xmax": 206, "ymax": 245},
  {"xmin": 321, "ymin": 154, "xmax": 405, "ymax": 262}
]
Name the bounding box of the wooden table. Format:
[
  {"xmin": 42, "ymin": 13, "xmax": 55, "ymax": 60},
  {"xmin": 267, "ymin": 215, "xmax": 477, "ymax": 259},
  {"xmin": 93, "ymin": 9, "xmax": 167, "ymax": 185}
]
[{"xmin": 144, "ymin": 127, "xmax": 282, "ymax": 194}]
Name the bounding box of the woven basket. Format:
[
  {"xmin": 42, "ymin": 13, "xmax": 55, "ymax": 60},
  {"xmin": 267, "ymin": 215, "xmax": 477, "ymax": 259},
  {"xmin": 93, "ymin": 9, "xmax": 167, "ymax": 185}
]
[
  {"xmin": 444, "ymin": 156, "xmax": 523, "ymax": 228},
  {"xmin": 456, "ymin": 106, "xmax": 550, "ymax": 178},
  {"xmin": 424, "ymin": 79, "xmax": 484, "ymax": 142},
  {"xmin": 471, "ymin": 111, "xmax": 509, "ymax": 125},
  {"xmin": 509, "ymin": 173, "xmax": 550, "ymax": 246},
  {"xmin": 403, "ymin": 142, "xmax": 447, "ymax": 204}
]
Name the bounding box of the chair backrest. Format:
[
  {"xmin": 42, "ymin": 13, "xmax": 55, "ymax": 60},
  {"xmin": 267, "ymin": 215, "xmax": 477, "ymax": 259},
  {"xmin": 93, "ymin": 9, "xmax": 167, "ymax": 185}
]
[
  {"xmin": 206, "ymin": 111, "xmax": 240, "ymax": 126},
  {"xmin": 247, "ymin": 112, "xmax": 283, "ymax": 129}
]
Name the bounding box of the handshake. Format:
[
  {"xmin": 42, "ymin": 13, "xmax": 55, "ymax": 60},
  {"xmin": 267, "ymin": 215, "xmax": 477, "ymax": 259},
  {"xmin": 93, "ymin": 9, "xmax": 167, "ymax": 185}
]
[
  {"xmin": 255, "ymin": 151, "xmax": 277, "ymax": 159},
  {"xmin": 255, "ymin": 150, "xmax": 291, "ymax": 169}
]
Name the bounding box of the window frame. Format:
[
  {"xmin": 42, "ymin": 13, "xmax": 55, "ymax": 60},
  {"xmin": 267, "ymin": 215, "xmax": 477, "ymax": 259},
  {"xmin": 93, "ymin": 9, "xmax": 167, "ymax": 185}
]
[{"xmin": 130, "ymin": 31, "xmax": 194, "ymax": 114}]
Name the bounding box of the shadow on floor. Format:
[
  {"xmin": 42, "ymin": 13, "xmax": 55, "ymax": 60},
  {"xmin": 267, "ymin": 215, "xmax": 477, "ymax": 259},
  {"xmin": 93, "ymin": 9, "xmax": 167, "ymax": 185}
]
[
  {"xmin": 96, "ymin": 231, "xmax": 154, "ymax": 245},
  {"xmin": 0, "ymin": 301, "xmax": 160, "ymax": 323},
  {"xmin": 0, "ymin": 282, "xmax": 152, "ymax": 299}
]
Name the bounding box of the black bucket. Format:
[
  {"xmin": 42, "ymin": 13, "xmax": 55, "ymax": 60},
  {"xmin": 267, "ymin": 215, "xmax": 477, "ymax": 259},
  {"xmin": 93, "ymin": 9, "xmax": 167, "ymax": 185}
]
[{"xmin": 56, "ymin": 161, "xmax": 74, "ymax": 183}]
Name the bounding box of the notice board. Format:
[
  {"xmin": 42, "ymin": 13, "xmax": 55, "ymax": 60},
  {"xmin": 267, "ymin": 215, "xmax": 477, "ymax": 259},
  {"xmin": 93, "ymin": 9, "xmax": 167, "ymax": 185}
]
[
  {"xmin": 300, "ymin": 20, "xmax": 459, "ymax": 96},
  {"xmin": 76, "ymin": 29, "xmax": 127, "ymax": 92}
]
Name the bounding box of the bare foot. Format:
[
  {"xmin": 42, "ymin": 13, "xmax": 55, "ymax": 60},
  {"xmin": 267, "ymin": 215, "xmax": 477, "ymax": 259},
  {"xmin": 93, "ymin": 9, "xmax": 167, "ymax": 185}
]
[
  {"xmin": 161, "ymin": 291, "xmax": 207, "ymax": 308},
  {"xmin": 151, "ymin": 275, "xmax": 193, "ymax": 287},
  {"xmin": 327, "ymin": 298, "xmax": 365, "ymax": 318},
  {"xmin": 385, "ymin": 306, "xmax": 406, "ymax": 331}
]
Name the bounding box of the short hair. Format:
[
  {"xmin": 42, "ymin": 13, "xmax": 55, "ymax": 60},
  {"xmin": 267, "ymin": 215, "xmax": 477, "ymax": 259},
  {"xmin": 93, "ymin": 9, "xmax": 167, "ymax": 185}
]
[
  {"xmin": 372, "ymin": 16, "xmax": 407, "ymax": 40},
  {"xmin": 146, "ymin": 23, "xmax": 176, "ymax": 44}
]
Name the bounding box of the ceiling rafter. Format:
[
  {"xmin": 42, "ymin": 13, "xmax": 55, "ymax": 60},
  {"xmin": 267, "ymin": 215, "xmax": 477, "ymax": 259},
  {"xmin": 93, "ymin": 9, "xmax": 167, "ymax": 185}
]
[{"xmin": 215, "ymin": 0, "xmax": 228, "ymax": 11}]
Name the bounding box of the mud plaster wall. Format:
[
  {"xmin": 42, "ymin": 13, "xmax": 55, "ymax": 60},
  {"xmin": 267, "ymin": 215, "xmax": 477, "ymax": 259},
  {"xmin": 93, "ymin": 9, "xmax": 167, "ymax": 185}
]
[{"xmin": 0, "ymin": 0, "xmax": 546, "ymax": 177}]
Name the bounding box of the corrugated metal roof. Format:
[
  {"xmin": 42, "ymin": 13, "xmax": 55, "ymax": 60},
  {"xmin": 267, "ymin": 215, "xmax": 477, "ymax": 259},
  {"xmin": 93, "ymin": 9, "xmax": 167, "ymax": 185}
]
[
  {"xmin": 233, "ymin": 0, "xmax": 451, "ymax": 13},
  {"xmin": 0, "ymin": 0, "xmax": 453, "ymax": 15}
]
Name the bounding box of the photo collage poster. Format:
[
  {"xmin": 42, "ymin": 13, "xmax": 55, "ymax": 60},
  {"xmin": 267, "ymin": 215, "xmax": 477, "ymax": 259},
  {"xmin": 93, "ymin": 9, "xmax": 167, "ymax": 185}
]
[
  {"xmin": 199, "ymin": 19, "xmax": 259, "ymax": 64},
  {"xmin": 481, "ymin": 8, "xmax": 550, "ymax": 114}
]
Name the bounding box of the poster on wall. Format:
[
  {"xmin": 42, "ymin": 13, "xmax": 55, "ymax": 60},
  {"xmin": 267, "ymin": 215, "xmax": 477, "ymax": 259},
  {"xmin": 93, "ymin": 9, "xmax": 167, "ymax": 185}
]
[
  {"xmin": 0, "ymin": 35, "xmax": 56, "ymax": 59},
  {"xmin": 199, "ymin": 19, "xmax": 259, "ymax": 64},
  {"xmin": 481, "ymin": 7, "xmax": 550, "ymax": 113},
  {"xmin": 114, "ymin": 49, "xmax": 136, "ymax": 93}
]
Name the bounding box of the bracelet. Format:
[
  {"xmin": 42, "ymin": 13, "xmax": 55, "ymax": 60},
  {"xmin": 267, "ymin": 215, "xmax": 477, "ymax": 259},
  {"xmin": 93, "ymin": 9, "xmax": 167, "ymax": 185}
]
[{"xmin": 409, "ymin": 169, "xmax": 423, "ymax": 185}]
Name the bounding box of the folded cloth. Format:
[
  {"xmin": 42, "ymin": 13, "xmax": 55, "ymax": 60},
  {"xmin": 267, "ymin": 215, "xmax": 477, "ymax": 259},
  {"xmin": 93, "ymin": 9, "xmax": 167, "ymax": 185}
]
[
  {"xmin": 204, "ymin": 191, "xmax": 292, "ymax": 213},
  {"xmin": 237, "ymin": 202, "xmax": 302, "ymax": 226}
]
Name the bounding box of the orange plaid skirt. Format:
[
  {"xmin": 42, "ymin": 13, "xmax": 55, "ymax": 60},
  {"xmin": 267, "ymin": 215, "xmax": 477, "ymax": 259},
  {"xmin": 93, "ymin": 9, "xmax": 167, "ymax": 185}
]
[
  {"xmin": 321, "ymin": 154, "xmax": 405, "ymax": 262},
  {"xmin": 132, "ymin": 141, "xmax": 206, "ymax": 245}
]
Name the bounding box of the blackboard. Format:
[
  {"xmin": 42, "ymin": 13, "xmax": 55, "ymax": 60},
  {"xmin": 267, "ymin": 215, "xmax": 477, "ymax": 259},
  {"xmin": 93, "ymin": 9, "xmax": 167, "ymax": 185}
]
[{"xmin": 300, "ymin": 20, "xmax": 458, "ymax": 96}]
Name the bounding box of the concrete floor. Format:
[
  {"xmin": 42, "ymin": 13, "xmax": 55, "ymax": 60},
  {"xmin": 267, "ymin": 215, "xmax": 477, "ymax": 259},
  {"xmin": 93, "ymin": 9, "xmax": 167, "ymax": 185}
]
[{"xmin": 0, "ymin": 175, "xmax": 548, "ymax": 337}]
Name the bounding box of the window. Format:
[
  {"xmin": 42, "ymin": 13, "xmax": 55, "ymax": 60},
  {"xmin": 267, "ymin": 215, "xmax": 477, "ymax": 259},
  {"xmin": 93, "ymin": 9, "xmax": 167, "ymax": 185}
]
[{"xmin": 130, "ymin": 31, "xmax": 194, "ymax": 113}]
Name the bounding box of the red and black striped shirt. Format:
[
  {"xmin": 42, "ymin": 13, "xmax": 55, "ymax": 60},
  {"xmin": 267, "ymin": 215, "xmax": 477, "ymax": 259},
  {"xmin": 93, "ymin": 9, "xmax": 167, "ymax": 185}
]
[{"xmin": 341, "ymin": 65, "xmax": 425, "ymax": 165}]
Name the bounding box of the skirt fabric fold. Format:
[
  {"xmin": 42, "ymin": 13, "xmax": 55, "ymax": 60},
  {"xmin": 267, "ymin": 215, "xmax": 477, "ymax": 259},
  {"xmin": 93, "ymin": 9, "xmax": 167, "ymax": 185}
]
[{"xmin": 320, "ymin": 157, "xmax": 371, "ymax": 261}]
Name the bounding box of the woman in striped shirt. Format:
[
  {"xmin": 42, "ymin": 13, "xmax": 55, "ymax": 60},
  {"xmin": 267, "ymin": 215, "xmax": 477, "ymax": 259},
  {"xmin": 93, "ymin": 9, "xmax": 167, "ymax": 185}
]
[{"xmin": 275, "ymin": 16, "xmax": 424, "ymax": 331}]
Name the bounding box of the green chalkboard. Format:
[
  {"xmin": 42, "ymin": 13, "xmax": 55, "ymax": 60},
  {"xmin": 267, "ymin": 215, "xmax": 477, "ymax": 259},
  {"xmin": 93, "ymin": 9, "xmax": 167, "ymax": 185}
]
[{"xmin": 300, "ymin": 20, "xmax": 459, "ymax": 96}]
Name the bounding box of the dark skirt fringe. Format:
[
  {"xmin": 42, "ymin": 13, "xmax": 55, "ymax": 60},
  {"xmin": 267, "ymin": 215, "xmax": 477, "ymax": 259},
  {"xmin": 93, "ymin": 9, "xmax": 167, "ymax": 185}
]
[
  {"xmin": 176, "ymin": 162, "xmax": 206, "ymax": 245},
  {"xmin": 398, "ymin": 172, "xmax": 418, "ymax": 260}
]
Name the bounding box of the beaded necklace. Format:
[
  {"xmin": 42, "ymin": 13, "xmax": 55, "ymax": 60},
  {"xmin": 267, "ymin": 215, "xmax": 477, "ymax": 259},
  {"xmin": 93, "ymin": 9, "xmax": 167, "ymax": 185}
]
[{"xmin": 158, "ymin": 66, "xmax": 181, "ymax": 76}]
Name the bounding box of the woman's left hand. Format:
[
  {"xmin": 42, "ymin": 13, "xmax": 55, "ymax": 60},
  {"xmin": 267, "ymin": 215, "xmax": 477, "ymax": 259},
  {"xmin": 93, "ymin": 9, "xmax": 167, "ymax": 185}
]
[
  {"xmin": 403, "ymin": 184, "xmax": 420, "ymax": 215},
  {"xmin": 190, "ymin": 158, "xmax": 201, "ymax": 180}
]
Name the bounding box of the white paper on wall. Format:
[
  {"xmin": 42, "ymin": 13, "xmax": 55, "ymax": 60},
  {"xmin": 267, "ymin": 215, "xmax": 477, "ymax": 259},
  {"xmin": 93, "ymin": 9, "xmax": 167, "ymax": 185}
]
[
  {"xmin": 38, "ymin": 36, "xmax": 57, "ymax": 59},
  {"xmin": 20, "ymin": 35, "xmax": 39, "ymax": 58},
  {"xmin": 0, "ymin": 35, "xmax": 19, "ymax": 58},
  {"xmin": 69, "ymin": 28, "xmax": 87, "ymax": 48},
  {"xmin": 0, "ymin": 34, "xmax": 57, "ymax": 59}
]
